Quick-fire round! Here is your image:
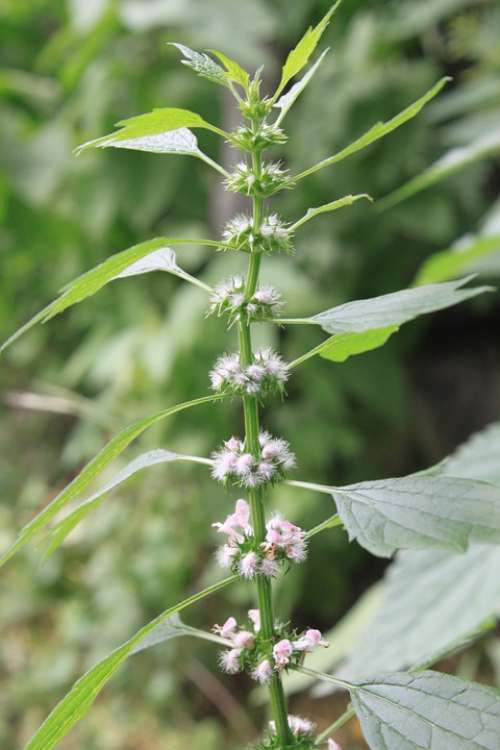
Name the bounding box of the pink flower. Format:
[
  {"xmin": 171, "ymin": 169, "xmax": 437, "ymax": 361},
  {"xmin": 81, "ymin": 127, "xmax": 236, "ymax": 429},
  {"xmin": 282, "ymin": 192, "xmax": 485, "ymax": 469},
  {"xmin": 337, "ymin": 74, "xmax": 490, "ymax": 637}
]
[
  {"xmin": 212, "ymin": 499, "xmax": 252, "ymax": 542},
  {"xmin": 293, "ymin": 628, "xmax": 329, "ymax": 652},
  {"xmin": 248, "ymin": 609, "xmax": 260, "ymax": 631},
  {"xmin": 273, "ymin": 639, "xmax": 293, "ymax": 668},
  {"xmin": 269, "ymin": 715, "xmax": 314, "ymax": 737},
  {"xmin": 233, "ymin": 630, "xmax": 254, "ymax": 649},
  {"xmin": 219, "ymin": 647, "xmax": 242, "ymax": 674},
  {"xmin": 328, "ymin": 740, "xmax": 342, "ymax": 750},
  {"xmin": 252, "ymin": 659, "xmax": 273, "ymax": 684},
  {"xmin": 213, "ymin": 616, "xmax": 237, "ymax": 639},
  {"xmin": 235, "ymin": 453, "xmax": 254, "ymax": 476},
  {"xmin": 215, "ymin": 544, "xmax": 238, "ymax": 569},
  {"xmin": 239, "ymin": 551, "xmax": 259, "ymax": 579},
  {"xmin": 260, "ymin": 557, "xmax": 280, "ymax": 577}
]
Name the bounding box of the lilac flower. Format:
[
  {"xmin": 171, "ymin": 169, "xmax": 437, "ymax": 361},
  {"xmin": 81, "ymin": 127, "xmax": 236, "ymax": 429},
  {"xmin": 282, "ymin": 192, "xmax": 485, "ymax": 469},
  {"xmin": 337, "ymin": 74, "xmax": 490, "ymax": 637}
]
[
  {"xmin": 209, "ymin": 348, "xmax": 288, "ymax": 397},
  {"xmin": 273, "ymin": 638, "xmax": 293, "ymax": 669},
  {"xmin": 215, "ymin": 544, "xmax": 238, "ymax": 569},
  {"xmin": 213, "ymin": 616, "xmax": 238, "ymax": 639},
  {"xmin": 263, "ymin": 513, "xmax": 308, "ymax": 564},
  {"xmin": 252, "ymin": 658, "xmax": 273, "ymax": 685},
  {"xmin": 328, "ymin": 739, "xmax": 342, "ymax": 750},
  {"xmin": 219, "ymin": 647, "xmax": 243, "ymax": 674},
  {"xmin": 269, "ymin": 715, "xmax": 315, "ymax": 737},
  {"xmin": 293, "ymin": 628, "xmax": 329, "ymax": 652},
  {"xmin": 212, "ymin": 432, "xmax": 295, "ymax": 488},
  {"xmin": 260, "ymin": 557, "xmax": 280, "ymax": 577},
  {"xmin": 212, "ymin": 498, "xmax": 251, "ymax": 542},
  {"xmin": 248, "ymin": 609, "xmax": 260, "ymax": 631},
  {"xmin": 239, "ymin": 551, "xmax": 260, "ymax": 579},
  {"xmin": 208, "ymin": 276, "xmax": 284, "ymax": 322},
  {"xmin": 233, "ymin": 629, "xmax": 255, "ymax": 649}
]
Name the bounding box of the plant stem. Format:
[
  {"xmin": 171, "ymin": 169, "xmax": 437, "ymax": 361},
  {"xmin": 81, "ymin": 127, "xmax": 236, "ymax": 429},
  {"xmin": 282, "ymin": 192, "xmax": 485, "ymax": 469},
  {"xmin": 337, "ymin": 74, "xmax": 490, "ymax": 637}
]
[
  {"xmin": 315, "ymin": 706, "xmax": 356, "ymax": 744},
  {"xmin": 237, "ymin": 135, "xmax": 292, "ymax": 748}
]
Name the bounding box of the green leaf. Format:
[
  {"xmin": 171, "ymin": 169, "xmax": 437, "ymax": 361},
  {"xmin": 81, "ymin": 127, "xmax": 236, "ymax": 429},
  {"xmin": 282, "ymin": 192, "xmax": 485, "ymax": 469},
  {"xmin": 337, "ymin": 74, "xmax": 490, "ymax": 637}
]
[
  {"xmin": 0, "ymin": 394, "xmax": 222, "ymax": 568},
  {"xmin": 378, "ymin": 130, "xmax": 500, "ymax": 211},
  {"xmin": 296, "ymin": 77, "xmax": 450, "ymax": 180},
  {"xmin": 273, "ymin": 48, "xmax": 329, "ymax": 124},
  {"xmin": 76, "ymin": 108, "xmax": 227, "ymax": 154},
  {"xmin": 208, "ymin": 49, "xmax": 249, "ymax": 89},
  {"xmin": 310, "ymin": 276, "xmax": 492, "ymax": 334},
  {"xmin": 415, "ymin": 235, "xmax": 500, "ymax": 285},
  {"xmin": 333, "ymin": 544, "xmax": 500, "ymax": 686},
  {"xmin": 319, "ymin": 326, "xmax": 399, "ymax": 363},
  {"xmin": 351, "ymin": 671, "xmax": 500, "ymax": 750},
  {"xmin": 45, "ymin": 449, "xmax": 211, "ymax": 555},
  {"xmin": 274, "ymin": 1, "xmax": 341, "ymax": 99},
  {"xmin": 443, "ymin": 421, "xmax": 500, "ymax": 485},
  {"xmin": 24, "ymin": 575, "xmax": 237, "ymax": 750},
  {"xmin": 290, "ymin": 193, "xmax": 372, "ymax": 231},
  {"xmin": 169, "ymin": 43, "xmax": 228, "ymax": 87},
  {"xmin": 0, "ymin": 239, "xmax": 213, "ymax": 355}
]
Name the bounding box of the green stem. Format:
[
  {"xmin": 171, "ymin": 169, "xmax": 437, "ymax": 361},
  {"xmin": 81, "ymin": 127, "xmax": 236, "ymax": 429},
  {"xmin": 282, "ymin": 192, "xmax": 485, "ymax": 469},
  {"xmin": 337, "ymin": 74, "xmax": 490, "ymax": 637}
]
[
  {"xmin": 236, "ymin": 131, "xmax": 292, "ymax": 748},
  {"xmin": 315, "ymin": 706, "xmax": 356, "ymax": 744}
]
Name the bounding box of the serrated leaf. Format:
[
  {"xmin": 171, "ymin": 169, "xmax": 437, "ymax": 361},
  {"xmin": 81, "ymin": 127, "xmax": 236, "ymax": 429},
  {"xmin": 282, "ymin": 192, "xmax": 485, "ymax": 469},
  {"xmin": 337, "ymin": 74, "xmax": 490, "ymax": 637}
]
[
  {"xmin": 0, "ymin": 238, "xmax": 208, "ymax": 355},
  {"xmin": 378, "ymin": 129, "xmax": 500, "ymax": 211},
  {"xmin": 332, "ymin": 474, "xmax": 500, "ymax": 558},
  {"xmin": 309, "ymin": 277, "xmax": 492, "ymax": 334},
  {"xmin": 76, "ymin": 108, "xmax": 226, "ymax": 154},
  {"xmin": 351, "ymin": 671, "xmax": 500, "ymax": 750},
  {"xmin": 291, "ymin": 193, "xmax": 372, "ymax": 231},
  {"xmin": 0, "ymin": 394, "xmax": 221, "ymax": 568},
  {"xmin": 319, "ymin": 326, "xmax": 399, "ymax": 363},
  {"xmin": 297, "ymin": 78, "xmax": 450, "ymax": 180},
  {"xmin": 274, "ymin": 1, "xmax": 340, "ymax": 98},
  {"xmin": 24, "ymin": 575, "xmax": 236, "ymax": 750},
  {"xmin": 443, "ymin": 422, "xmax": 500, "ymax": 485},
  {"xmin": 78, "ymin": 126, "xmax": 201, "ymax": 156},
  {"xmin": 273, "ymin": 48, "xmax": 329, "ymax": 124},
  {"xmin": 169, "ymin": 43, "xmax": 228, "ymax": 87},
  {"xmin": 415, "ymin": 235, "xmax": 500, "ymax": 285},
  {"xmin": 45, "ymin": 449, "xmax": 205, "ymax": 555},
  {"xmin": 208, "ymin": 49, "xmax": 249, "ymax": 89}
]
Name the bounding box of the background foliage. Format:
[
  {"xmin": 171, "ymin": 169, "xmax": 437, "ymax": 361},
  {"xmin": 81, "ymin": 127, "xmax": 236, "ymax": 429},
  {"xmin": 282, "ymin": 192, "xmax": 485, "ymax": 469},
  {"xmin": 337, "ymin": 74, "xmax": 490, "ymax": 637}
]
[{"xmin": 1, "ymin": 1, "xmax": 499, "ymax": 747}]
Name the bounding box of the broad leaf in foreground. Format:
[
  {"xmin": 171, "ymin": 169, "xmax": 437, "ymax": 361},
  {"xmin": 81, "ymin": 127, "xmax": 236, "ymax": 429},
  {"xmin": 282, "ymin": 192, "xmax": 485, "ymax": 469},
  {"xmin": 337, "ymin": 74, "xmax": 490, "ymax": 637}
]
[
  {"xmin": 415, "ymin": 235, "xmax": 500, "ymax": 285},
  {"xmin": 0, "ymin": 395, "xmax": 222, "ymax": 568},
  {"xmin": 290, "ymin": 473, "xmax": 500, "ymax": 557},
  {"xmin": 319, "ymin": 326, "xmax": 398, "ymax": 363},
  {"xmin": 45, "ymin": 449, "xmax": 211, "ymax": 555},
  {"xmin": 273, "ymin": 48, "xmax": 329, "ymax": 124},
  {"xmin": 296, "ymin": 77, "xmax": 450, "ymax": 180},
  {"xmin": 351, "ymin": 671, "xmax": 500, "ymax": 750},
  {"xmin": 273, "ymin": 1, "xmax": 340, "ymax": 99},
  {"xmin": 443, "ymin": 421, "xmax": 500, "ymax": 484},
  {"xmin": 0, "ymin": 239, "xmax": 213, "ymax": 355},
  {"xmin": 24, "ymin": 575, "xmax": 237, "ymax": 750}
]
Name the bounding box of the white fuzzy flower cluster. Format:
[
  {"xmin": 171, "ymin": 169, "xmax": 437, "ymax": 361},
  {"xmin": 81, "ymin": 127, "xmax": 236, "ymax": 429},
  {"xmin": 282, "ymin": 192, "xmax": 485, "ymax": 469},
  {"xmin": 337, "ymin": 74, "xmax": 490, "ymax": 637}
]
[
  {"xmin": 212, "ymin": 432, "xmax": 295, "ymax": 488},
  {"xmin": 213, "ymin": 499, "xmax": 308, "ymax": 579},
  {"xmin": 208, "ymin": 275, "xmax": 284, "ymax": 323},
  {"xmin": 213, "ymin": 610, "xmax": 260, "ymax": 675},
  {"xmin": 209, "ymin": 348, "xmax": 288, "ymax": 398},
  {"xmin": 222, "ymin": 213, "xmax": 293, "ymax": 254},
  {"xmin": 225, "ymin": 161, "xmax": 292, "ymax": 197},
  {"xmin": 269, "ymin": 715, "xmax": 315, "ymax": 739}
]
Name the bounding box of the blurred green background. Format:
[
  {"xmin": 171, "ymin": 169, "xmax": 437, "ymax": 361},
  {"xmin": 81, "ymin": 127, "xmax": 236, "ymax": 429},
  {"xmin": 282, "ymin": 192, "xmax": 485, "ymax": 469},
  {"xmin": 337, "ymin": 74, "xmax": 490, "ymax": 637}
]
[{"xmin": 1, "ymin": 1, "xmax": 499, "ymax": 748}]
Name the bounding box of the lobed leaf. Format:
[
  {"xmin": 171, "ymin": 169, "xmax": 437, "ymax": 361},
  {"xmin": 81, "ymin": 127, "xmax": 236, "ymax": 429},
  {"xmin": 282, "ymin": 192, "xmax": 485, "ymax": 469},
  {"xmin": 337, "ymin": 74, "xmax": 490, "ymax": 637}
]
[
  {"xmin": 273, "ymin": 48, "xmax": 329, "ymax": 124},
  {"xmin": 208, "ymin": 49, "xmax": 249, "ymax": 89},
  {"xmin": 296, "ymin": 77, "xmax": 450, "ymax": 180},
  {"xmin": 351, "ymin": 671, "xmax": 500, "ymax": 750},
  {"xmin": 378, "ymin": 130, "xmax": 500, "ymax": 211},
  {"xmin": 273, "ymin": 1, "xmax": 341, "ymax": 99},
  {"xmin": 24, "ymin": 575, "xmax": 237, "ymax": 750},
  {"xmin": 415, "ymin": 235, "xmax": 500, "ymax": 285},
  {"xmin": 169, "ymin": 43, "xmax": 228, "ymax": 87},
  {"xmin": 0, "ymin": 239, "xmax": 212, "ymax": 355},
  {"xmin": 0, "ymin": 395, "xmax": 221, "ymax": 568}
]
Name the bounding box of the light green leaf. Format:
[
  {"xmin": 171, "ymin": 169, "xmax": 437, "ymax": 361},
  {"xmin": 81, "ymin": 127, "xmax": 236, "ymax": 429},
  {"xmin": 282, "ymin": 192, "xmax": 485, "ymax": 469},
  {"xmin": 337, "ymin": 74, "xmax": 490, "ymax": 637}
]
[
  {"xmin": 291, "ymin": 473, "xmax": 500, "ymax": 558},
  {"xmin": 169, "ymin": 43, "xmax": 228, "ymax": 87},
  {"xmin": 296, "ymin": 77, "xmax": 450, "ymax": 180},
  {"xmin": 273, "ymin": 0, "xmax": 341, "ymax": 99},
  {"xmin": 24, "ymin": 575, "xmax": 237, "ymax": 750},
  {"xmin": 44, "ymin": 449, "xmax": 210, "ymax": 555},
  {"xmin": 443, "ymin": 422, "xmax": 500, "ymax": 485},
  {"xmin": 290, "ymin": 193, "xmax": 372, "ymax": 231},
  {"xmin": 273, "ymin": 48, "xmax": 329, "ymax": 124},
  {"xmin": 319, "ymin": 327, "xmax": 398, "ymax": 363},
  {"xmin": 351, "ymin": 671, "xmax": 500, "ymax": 750},
  {"xmin": 415, "ymin": 235, "xmax": 500, "ymax": 285},
  {"xmin": 0, "ymin": 394, "xmax": 222, "ymax": 568},
  {"xmin": 76, "ymin": 108, "xmax": 228, "ymax": 154},
  {"xmin": 310, "ymin": 277, "xmax": 492, "ymax": 334},
  {"xmin": 0, "ymin": 238, "xmax": 215, "ymax": 355},
  {"xmin": 378, "ymin": 130, "xmax": 500, "ymax": 211},
  {"xmin": 208, "ymin": 49, "xmax": 249, "ymax": 89}
]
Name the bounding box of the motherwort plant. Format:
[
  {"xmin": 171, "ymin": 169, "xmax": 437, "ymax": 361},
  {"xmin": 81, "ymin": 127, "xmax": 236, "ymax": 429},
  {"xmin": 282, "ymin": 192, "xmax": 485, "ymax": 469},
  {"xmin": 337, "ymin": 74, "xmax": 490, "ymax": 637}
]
[{"xmin": 3, "ymin": 5, "xmax": 500, "ymax": 749}]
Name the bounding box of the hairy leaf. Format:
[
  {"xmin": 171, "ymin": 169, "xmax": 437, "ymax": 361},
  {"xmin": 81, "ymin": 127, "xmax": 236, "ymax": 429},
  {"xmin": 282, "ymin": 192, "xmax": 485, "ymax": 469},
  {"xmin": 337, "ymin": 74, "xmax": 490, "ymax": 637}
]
[
  {"xmin": 169, "ymin": 43, "xmax": 228, "ymax": 87},
  {"xmin": 0, "ymin": 395, "xmax": 221, "ymax": 568},
  {"xmin": 296, "ymin": 78, "xmax": 450, "ymax": 180},
  {"xmin": 379, "ymin": 130, "xmax": 500, "ymax": 211},
  {"xmin": 309, "ymin": 277, "xmax": 491, "ymax": 334},
  {"xmin": 351, "ymin": 671, "xmax": 500, "ymax": 750},
  {"xmin": 45, "ymin": 449, "xmax": 210, "ymax": 555},
  {"xmin": 319, "ymin": 327, "xmax": 398, "ymax": 363},
  {"xmin": 274, "ymin": 1, "xmax": 340, "ymax": 98},
  {"xmin": 443, "ymin": 421, "xmax": 500, "ymax": 485},
  {"xmin": 415, "ymin": 235, "xmax": 500, "ymax": 285},
  {"xmin": 24, "ymin": 575, "xmax": 237, "ymax": 750},
  {"xmin": 76, "ymin": 108, "xmax": 226, "ymax": 154},
  {"xmin": 208, "ymin": 49, "xmax": 249, "ymax": 89},
  {"xmin": 291, "ymin": 193, "xmax": 372, "ymax": 231},
  {"xmin": 273, "ymin": 48, "xmax": 329, "ymax": 124},
  {"xmin": 0, "ymin": 239, "xmax": 213, "ymax": 355},
  {"xmin": 332, "ymin": 474, "xmax": 500, "ymax": 557}
]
